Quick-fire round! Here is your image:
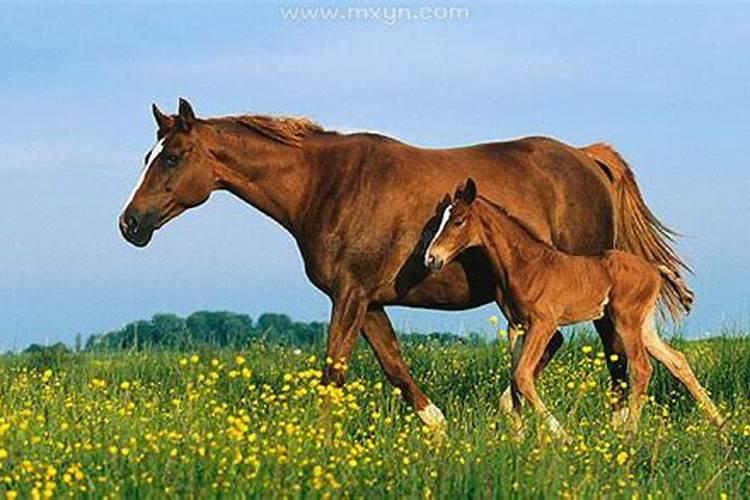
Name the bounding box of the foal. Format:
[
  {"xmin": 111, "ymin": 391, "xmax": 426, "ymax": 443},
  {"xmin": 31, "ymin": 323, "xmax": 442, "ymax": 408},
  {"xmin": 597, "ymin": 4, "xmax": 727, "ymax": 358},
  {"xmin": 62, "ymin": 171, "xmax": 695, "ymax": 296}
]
[{"xmin": 424, "ymin": 178, "xmax": 724, "ymax": 434}]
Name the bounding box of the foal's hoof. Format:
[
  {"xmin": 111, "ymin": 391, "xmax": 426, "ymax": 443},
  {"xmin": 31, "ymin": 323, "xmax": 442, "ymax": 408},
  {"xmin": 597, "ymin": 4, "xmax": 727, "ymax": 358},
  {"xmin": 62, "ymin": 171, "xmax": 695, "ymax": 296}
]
[
  {"xmin": 543, "ymin": 414, "xmax": 570, "ymax": 442},
  {"xmin": 611, "ymin": 407, "xmax": 630, "ymax": 430},
  {"xmin": 713, "ymin": 413, "xmax": 728, "ymax": 431},
  {"xmin": 509, "ymin": 421, "xmax": 525, "ymax": 443}
]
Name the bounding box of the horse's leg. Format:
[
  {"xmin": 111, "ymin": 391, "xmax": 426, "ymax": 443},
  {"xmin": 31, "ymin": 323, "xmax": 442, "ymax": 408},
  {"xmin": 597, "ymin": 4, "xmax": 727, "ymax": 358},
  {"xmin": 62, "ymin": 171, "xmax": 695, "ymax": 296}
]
[
  {"xmin": 361, "ymin": 307, "xmax": 444, "ymax": 429},
  {"xmin": 511, "ymin": 320, "xmax": 564, "ymax": 436},
  {"xmin": 641, "ymin": 309, "xmax": 725, "ymax": 427},
  {"xmin": 594, "ymin": 312, "xmax": 630, "ymax": 427},
  {"xmin": 321, "ymin": 287, "xmax": 368, "ymax": 386},
  {"xmin": 499, "ymin": 323, "xmax": 521, "ymax": 414},
  {"xmin": 504, "ymin": 326, "xmax": 527, "ymax": 437}
]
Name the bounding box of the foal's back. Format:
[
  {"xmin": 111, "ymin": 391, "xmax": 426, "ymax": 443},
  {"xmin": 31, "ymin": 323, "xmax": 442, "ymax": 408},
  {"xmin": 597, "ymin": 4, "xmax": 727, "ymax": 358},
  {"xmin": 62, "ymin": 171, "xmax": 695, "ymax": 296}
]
[{"xmin": 518, "ymin": 247, "xmax": 661, "ymax": 327}]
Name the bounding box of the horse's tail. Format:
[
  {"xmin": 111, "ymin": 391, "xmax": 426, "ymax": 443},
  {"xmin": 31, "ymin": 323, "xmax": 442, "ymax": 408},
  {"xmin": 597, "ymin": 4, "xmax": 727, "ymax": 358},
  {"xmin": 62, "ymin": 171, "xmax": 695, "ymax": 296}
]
[
  {"xmin": 581, "ymin": 143, "xmax": 692, "ymax": 322},
  {"xmin": 656, "ymin": 264, "xmax": 694, "ymax": 314}
]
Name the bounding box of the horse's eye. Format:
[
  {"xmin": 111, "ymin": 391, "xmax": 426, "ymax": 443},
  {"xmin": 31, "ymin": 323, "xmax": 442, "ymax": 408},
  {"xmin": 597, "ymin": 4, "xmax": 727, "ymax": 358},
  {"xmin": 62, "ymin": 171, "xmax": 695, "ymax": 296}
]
[
  {"xmin": 163, "ymin": 154, "xmax": 180, "ymax": 168},
  {"xmin": 455, "ymin": 218, "xmax": 466, "ymax": 227}
]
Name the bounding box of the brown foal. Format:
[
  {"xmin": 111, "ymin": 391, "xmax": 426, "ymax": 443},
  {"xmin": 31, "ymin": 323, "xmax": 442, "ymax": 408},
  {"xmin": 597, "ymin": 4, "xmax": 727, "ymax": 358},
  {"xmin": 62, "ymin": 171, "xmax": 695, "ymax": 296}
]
[{"xmin": 425, "ymin": 178, "xmax": 724, "ymax": 434}]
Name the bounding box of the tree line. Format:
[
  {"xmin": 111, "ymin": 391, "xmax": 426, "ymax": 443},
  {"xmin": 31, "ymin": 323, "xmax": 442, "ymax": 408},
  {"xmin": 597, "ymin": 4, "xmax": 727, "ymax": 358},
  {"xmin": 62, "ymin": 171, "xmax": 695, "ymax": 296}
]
[
  {"xmin": 83, "ymin": 312, "xmax": 327, "ymax": 352},
  {"xmin": 78, "ymin": 311, "xmax": 471, "ymax": 353},
  {"xmin": 20, "ymin": 311, "xmax": 477, "ymax": 356}
]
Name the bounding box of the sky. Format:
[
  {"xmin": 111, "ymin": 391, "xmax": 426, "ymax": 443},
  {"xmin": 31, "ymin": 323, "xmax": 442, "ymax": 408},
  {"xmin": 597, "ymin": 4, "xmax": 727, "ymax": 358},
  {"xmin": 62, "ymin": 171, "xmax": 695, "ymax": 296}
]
[{"xmin": 0, "ymin": 2, "xmax": 749, "ymax": 348}]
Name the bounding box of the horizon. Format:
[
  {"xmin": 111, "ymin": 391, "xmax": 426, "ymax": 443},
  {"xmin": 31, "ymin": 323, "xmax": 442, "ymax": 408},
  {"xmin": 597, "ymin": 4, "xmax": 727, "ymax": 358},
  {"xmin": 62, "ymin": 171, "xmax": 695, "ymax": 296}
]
[{"xmin": 1, "ymin": 3, "xmax": 750, "ymax": 348}]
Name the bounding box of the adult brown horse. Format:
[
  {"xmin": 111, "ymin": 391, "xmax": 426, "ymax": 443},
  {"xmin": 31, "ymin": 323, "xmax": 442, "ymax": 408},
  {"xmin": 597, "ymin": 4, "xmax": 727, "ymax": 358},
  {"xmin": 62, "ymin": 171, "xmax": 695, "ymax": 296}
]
[{"xmin": 119, "ymin": 98, "xmax": 690, "ymax": 429}]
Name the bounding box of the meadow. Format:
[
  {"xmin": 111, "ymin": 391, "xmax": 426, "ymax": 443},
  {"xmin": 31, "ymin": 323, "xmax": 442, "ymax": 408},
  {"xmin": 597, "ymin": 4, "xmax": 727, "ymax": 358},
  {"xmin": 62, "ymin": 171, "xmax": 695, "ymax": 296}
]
[{"xmin": 0, "ymin": 328, "xmax": 748, "ymax": 499}]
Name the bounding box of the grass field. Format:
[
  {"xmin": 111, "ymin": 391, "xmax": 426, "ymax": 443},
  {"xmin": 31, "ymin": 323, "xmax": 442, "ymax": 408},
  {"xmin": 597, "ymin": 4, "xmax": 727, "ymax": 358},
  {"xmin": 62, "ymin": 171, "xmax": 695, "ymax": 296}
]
[{"xmin": 0, "ymin": 330, "xmax": 749, "ymax": 498}]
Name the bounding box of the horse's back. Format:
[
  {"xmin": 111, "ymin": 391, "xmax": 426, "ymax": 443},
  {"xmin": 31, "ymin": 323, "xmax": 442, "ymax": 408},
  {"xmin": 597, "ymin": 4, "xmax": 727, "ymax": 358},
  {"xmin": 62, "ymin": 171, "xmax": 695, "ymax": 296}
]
[{"xmin": 303, "ymin": 132, "xmax": 618, "ymax": 306}]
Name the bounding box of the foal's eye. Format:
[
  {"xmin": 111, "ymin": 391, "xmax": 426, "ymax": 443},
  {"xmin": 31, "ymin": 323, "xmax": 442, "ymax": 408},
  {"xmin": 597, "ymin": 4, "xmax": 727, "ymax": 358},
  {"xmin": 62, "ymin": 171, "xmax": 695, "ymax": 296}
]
[
  {"xmin": 455, "ymin": 218, "xmax": 466, "ymax": 227},
  {"xmin": 163, "ymin": 154, "xmax": 180, "ymax": 168}
]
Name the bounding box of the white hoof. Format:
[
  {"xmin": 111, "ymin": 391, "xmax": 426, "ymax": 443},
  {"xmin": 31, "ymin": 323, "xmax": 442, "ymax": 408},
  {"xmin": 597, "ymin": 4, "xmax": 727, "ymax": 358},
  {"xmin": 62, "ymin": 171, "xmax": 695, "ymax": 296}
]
[
  {"xmin": 611, "ymin": 407, "xmax": 630, "ymax": 429},
  {"xmin": 418, "ymin": 402, "xmax": 446, "ymax": 429},
  {"xmin": 499, "ymin": 388, "xmax": 514, "ymax": 415},
  {"xmin": 544, "ymin": 414, "xmax": 563, "ymax": 435}
]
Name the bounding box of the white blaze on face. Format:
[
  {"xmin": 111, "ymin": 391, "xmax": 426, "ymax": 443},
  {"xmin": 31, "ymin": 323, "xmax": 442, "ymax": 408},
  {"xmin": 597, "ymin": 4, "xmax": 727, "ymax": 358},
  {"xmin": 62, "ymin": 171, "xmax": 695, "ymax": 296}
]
[
  {"xmin": 424, "ymin": 203, "xmax": 453, "ymax": 267},
  {"xmin": 122, "ymin": 137, "xmax": 166, "ymax": 211}
]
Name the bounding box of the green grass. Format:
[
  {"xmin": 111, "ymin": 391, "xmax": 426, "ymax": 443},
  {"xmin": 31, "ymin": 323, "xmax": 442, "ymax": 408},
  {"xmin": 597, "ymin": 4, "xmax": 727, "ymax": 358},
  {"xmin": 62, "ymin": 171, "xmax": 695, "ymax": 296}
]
[{"xmin": 0, "ymin": 333, "xmax": 748, "ymax": 498}]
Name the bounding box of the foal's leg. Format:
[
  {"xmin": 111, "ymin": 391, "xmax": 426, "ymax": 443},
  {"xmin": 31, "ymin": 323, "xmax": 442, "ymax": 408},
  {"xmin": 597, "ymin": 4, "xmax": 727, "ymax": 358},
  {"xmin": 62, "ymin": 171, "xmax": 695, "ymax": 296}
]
[
  {"xmin": 511, "ymin": 320, "xmax": 564, "ymax": 435},
  {"xmin": 499, "ymin": 327, "xmax": 564, "ymax": 415},
  {"xmin": 612, "ymin": 313, "xmax": 653, "ymax": 433},
  {"xmin": 641, "ymin": 309, "xmax": 725, "ymax": 427},
  {"xmin": 594, "ymin": 313, "xmax": 630, "ymax": 427}
]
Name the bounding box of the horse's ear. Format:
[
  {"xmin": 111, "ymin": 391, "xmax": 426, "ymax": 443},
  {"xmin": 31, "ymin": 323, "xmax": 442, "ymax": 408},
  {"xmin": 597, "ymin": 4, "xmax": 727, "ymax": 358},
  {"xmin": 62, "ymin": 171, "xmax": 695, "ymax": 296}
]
[
  {"xmin": 463, "ymin": 177, "xmax": 477, "ymax": 204},
  {"xmin": 152, "ymin": 103, "xmax": 174, "ymax": 132},
  {"xmin": 177, "ymin": 97, "xmax": 196, "ymax": 131}
]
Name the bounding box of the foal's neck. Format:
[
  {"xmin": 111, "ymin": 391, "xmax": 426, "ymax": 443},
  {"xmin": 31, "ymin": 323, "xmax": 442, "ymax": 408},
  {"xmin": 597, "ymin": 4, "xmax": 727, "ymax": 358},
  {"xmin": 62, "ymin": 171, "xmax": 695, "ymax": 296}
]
[{"xmin": 474, "ymin": 197, "xmax": 556, "ymax": 280}]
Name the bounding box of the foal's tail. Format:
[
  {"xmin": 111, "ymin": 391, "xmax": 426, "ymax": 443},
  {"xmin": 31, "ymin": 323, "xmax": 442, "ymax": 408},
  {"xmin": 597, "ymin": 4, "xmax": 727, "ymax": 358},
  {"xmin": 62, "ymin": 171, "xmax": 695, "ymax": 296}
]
[
  {"xmin": 657, "ymin": 265, "xmax": 694, "ymax": 314},
  {"xmin": 581, "ymin": 143, "xmax": 692, "ymax": 322}
]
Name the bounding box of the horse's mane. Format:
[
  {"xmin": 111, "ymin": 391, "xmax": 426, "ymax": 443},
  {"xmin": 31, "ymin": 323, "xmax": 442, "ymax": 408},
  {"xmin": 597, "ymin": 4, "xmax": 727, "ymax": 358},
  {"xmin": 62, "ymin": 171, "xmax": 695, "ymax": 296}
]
[{"xmin": 208, "ymin": 114, "xmax": 327, "ymax": 147}]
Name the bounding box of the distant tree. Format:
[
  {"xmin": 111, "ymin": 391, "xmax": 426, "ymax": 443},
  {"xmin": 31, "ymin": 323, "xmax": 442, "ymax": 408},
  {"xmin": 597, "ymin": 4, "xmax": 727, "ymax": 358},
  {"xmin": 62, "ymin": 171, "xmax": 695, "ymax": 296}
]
[
  {"xmin": 24, "ymin": 342, "xmax": 70, "ymax": 355},
  {"xmin": 83, "ymin": 310, "xmax": 339, "ymax": 352}
]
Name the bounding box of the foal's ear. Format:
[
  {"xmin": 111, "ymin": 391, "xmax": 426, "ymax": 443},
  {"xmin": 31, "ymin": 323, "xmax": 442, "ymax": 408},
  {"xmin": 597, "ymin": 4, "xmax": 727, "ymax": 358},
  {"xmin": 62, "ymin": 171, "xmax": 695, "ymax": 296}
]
[
  {"xmin": 177, "ymin": 97, "xmax": 197, "ymax": 132},
  {"xmin": 152, "ymin": 103, "xmax": 174, "ymax": 133},
  {"xmin": 464, "ymin": 177, "xmax": 477, "ymax": 204},
  {"xmin": 456, "ymin": 177, "xmax": 477, "ymax": 205}
]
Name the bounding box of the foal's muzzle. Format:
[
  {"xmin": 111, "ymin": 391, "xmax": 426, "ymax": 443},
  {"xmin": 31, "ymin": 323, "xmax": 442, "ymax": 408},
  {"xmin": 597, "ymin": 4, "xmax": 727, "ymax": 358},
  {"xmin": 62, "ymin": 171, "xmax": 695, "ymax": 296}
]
[{"xmin": 425, "ymin": 254, "xmax": 444, "ymax": 272}]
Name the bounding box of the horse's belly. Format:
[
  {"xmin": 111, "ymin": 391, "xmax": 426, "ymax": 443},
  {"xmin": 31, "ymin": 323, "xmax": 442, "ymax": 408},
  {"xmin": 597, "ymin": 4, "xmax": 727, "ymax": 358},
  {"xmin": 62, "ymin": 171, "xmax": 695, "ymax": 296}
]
[{"xmin": 381, "ymin": 248, "xmax": 497, "ymax": 310}]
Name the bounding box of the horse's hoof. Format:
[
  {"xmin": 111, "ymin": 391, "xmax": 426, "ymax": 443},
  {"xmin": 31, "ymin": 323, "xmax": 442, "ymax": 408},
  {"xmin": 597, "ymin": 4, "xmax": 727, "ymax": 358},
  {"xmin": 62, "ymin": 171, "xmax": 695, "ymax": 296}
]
[{"xmin": 418, "ymin": 402, "xmax": 446, "ymax": 430}]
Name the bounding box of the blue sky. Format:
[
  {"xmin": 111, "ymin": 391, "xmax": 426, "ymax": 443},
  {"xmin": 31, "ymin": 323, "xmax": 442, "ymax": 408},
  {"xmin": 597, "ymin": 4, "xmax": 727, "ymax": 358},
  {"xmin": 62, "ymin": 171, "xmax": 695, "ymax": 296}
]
[{"xmin": 1, "ymin": 3, "xmax": 749, "ymax": 348}]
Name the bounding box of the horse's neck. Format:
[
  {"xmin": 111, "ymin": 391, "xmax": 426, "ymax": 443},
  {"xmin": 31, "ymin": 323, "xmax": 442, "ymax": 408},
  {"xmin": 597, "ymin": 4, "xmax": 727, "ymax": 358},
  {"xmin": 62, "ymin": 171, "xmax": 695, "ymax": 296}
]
[
  {"xmin": 212, "ymin": 136, "xmax": 310, "ymax": 233},
  {"xmin": 475, "ymin": 199, "xmax": 556, "ymax": 286}
]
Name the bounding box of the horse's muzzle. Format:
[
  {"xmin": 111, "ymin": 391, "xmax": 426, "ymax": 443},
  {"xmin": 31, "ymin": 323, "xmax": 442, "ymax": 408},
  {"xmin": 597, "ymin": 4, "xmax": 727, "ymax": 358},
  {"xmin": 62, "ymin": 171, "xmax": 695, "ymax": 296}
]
[{"xmin": 119, "ymin": 212, "xmax": 153, "ymax": 247}]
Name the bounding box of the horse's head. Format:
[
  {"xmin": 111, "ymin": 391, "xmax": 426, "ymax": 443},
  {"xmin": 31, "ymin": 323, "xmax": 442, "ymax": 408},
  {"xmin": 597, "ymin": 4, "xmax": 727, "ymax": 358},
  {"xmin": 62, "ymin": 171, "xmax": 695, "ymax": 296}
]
[
  {"xmin": 119, "ymin": 98, "xmax": 217, "ymax": 247},
  {"xmin": 424, "ymin": 177, "xmax": 479, "ymax": 272}
]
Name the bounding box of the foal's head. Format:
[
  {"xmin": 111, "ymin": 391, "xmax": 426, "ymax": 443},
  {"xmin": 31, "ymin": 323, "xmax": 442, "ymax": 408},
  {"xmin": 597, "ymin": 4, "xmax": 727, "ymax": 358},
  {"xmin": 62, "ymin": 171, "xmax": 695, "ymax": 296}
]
[
  {"xmin": 119, "ymin": 98, "xmax": 219, "ymax": 247},
  {"xmin": 424, "ymin": 178, "xmax": 479, "ymax": 272}
]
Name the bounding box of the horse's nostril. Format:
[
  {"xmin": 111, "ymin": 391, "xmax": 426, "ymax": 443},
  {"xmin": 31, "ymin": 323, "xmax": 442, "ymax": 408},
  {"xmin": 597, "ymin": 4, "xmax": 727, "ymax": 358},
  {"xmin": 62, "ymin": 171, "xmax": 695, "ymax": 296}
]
[{"xmin": 125, "ymin": 216, "xmax": 139, "ymax": 233}]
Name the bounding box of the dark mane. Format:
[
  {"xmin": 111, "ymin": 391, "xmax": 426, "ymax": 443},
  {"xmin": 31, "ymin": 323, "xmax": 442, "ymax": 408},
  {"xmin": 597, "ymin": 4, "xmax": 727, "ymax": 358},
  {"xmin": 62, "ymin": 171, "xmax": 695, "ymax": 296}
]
[{"xmin": 207, "ymin": 114, "xmax": 327, "ymax": 147}]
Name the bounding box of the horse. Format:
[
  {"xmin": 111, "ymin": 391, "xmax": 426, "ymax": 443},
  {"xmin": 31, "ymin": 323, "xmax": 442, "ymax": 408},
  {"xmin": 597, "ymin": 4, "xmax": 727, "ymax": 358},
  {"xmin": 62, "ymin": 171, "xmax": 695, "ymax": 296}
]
[
  {"xmin": 119, "ymin": 98, "xmax": 691, "ymax": 429},
  {"xmin": 425, "ymin": 178, "xmax": 723, "ymax": 434}
]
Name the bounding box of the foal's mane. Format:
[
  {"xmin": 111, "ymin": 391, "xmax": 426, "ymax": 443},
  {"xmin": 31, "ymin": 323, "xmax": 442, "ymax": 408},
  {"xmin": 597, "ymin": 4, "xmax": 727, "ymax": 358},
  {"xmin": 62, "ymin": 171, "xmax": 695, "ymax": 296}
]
[
  {"xmin": 476, "ymin": 195, "xmax": 557, "ymax": 250},
  {"xmin": 207, "ymin": 114, "xmax": 327, "ymax": 147}
]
